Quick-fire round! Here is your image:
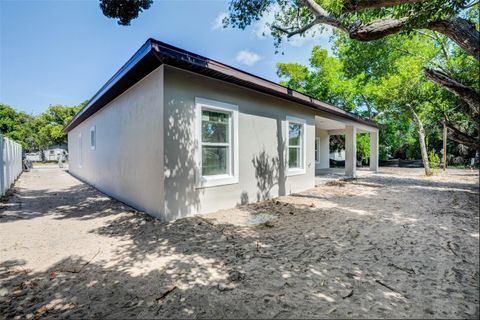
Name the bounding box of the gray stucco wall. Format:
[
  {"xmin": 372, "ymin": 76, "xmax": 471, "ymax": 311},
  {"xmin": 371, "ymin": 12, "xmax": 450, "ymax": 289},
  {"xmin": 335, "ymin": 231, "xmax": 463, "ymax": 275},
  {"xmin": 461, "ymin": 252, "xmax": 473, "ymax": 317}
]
[
  {"xmin": 163, "ymin": 66, "xmax": 316, "ymax": 220},
  {"xmin": 68, "ymin": 66, "xmax": 165, "ymax": 218}
]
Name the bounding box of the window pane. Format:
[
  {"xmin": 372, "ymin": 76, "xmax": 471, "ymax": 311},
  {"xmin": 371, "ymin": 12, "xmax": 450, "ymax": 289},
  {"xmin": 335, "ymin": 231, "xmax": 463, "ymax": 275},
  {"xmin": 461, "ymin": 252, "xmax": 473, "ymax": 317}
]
[
  {"xmin": 288, "ymin": 123, "xmax": 302, "ymax": 146},
  {"xmin": 202, "ymin": 110, "xmax": 229, "ymax": 143},
  {"xmin": 315, "ymin": 139, "xmax": 318, "ymax": 161},
  {"xmin": 91, "ymin": 130, "xmax": 95, "ymax": 147},
  {"xmin": 202, "ymin": 146, "xmax": 229, "ymax": 176},
  {"xmin": 289, "ymin": 147, "xmax": 301, "ymax": 168}
]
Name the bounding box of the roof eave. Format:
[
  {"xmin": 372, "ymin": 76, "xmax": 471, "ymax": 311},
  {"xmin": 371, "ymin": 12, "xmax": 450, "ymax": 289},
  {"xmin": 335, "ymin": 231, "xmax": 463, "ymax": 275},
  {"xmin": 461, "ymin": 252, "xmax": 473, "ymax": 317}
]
[
  {"xmin": 64, "ymin": 39, "xmax": 158, "ymax": 132},
  {"xmin": 64, "ymin": 38, "xmax": 380, "ymax": 133}
]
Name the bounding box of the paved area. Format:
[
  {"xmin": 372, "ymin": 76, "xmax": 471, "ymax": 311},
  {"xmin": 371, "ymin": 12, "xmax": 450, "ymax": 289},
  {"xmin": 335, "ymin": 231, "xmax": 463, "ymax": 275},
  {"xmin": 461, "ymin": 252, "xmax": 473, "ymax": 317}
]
[{"xmin": 0, "ymin": 167, "xmax": 478, "ymax": 319}]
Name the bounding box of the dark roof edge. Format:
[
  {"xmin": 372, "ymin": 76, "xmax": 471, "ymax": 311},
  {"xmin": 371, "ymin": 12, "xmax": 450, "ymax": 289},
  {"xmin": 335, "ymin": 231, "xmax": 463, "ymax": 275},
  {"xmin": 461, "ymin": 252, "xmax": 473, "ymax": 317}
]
[
  {"xmin": 64, "ymin": 39, "xmax": 155, "ymax": 132},
  {"xmin": 65, "ymin": 38, "xmax": 379, "ymax": 132}
]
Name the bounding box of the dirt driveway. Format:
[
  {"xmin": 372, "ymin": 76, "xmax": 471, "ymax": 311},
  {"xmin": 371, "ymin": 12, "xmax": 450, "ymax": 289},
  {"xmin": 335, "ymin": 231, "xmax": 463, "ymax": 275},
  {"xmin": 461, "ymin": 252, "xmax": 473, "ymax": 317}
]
[{"xmin": 0, "ymin": 166, "xmax": 478, "ymax": 319}]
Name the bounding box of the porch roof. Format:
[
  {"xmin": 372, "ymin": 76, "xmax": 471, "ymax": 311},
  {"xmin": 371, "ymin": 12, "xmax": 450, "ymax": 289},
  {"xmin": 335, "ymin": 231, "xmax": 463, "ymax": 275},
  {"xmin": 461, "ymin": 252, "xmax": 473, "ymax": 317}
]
[{"xmin": 65, "ymin": 38, "xmax": 380, "ymax": 132}]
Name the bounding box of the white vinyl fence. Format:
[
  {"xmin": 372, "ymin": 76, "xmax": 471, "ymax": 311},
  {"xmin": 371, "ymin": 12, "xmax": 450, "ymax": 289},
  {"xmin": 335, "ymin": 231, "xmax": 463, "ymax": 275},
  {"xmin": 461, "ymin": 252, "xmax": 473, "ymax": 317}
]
[{"xmin": 0, "ymin": 135, "xmax": 23, "ymax": 196}]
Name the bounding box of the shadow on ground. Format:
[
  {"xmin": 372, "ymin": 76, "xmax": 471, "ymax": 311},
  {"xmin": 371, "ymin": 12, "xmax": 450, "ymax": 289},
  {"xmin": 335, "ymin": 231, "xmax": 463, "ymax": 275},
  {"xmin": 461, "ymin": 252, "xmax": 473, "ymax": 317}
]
[{"xmin": 0, "ymin": 168, "xmax": 478, "ymax": 318}]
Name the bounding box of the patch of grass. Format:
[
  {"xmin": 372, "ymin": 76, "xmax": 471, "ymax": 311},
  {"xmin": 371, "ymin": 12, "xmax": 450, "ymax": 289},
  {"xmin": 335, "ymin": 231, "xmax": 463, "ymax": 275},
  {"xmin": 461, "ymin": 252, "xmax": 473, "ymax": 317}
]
[{"xmin": 261, "ymin": 221, "xmax": 275, "ymax": 228}]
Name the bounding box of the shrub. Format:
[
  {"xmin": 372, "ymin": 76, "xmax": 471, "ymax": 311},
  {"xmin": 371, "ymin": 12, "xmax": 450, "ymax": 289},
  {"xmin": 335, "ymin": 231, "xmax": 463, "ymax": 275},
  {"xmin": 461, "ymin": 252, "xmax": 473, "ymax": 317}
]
[{"xmin": 428, "ymin": 150, "xmax": 441, "ymax": 170}]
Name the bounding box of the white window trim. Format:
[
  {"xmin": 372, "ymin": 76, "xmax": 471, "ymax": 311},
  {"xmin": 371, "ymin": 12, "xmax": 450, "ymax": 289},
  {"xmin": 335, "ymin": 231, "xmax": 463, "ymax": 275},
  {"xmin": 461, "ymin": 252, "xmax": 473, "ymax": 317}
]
[
  {"xmin": 286, "ymin": 115, "xmax": 306, "ymax": 176},
  {"xmin": 315, "ymin": 137, "xmax": 320, "ymax": 166},
  {"xmin": 195, "ymin": 97, "xmax": 239, "ymax": 188},
  {"xmin": 90, "ymin": 126, "xmax": 96, "ymax": 150}
]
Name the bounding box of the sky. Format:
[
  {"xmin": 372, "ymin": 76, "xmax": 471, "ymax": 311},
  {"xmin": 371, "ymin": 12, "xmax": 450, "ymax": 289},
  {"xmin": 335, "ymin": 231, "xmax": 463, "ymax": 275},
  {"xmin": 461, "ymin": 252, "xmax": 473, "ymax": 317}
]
[{"xmin": 0, "ymin": 0, "xmax": 333, "ymax": 115}]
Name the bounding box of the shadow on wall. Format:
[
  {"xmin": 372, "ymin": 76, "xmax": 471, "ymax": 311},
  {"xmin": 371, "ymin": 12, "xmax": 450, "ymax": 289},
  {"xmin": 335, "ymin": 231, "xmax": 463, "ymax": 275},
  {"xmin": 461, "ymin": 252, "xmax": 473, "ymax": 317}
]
[
  {"xmin": 276, "ymin": 117, "xmax": 286, "ymax": 197},
  {"xmin": 252, "ymin": 149, "xmax": 279, "ymax": 202},
  {"xmin": 244, "ymin": 117, "xmax": 287, "ymax": 205},
  {"xmin": 163, "ymin": 99, "xmax": 201, "ymax": 221}
]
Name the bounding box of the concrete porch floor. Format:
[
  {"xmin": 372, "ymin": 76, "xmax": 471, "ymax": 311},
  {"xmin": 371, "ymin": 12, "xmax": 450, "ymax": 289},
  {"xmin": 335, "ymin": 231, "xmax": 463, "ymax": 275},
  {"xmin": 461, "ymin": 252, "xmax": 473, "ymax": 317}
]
[{"xmin": 315, "ymin": 167, "xmax": 373, "ymax": 186}]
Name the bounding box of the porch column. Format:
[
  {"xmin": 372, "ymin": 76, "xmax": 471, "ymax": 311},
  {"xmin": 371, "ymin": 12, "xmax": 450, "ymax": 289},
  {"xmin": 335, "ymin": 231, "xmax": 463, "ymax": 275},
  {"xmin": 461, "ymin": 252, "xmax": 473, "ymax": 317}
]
[
  {"xmin": 345, "ymin": 125, "xmax": 357, "ymax": 178},
  {"xmin": 319, "ymin": 130, "xmax": 330, "ymax": 169},
  {"xmin": 369, "ymin": 129, "xmax": 379, "ymax": 172}
]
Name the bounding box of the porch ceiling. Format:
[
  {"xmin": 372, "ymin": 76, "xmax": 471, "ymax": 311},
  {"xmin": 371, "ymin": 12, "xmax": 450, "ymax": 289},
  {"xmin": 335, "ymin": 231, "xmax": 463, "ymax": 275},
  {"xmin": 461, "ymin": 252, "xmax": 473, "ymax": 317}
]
[{"xmin": 315, "ymin": 116, "xmax": 345, "ymax": 130}]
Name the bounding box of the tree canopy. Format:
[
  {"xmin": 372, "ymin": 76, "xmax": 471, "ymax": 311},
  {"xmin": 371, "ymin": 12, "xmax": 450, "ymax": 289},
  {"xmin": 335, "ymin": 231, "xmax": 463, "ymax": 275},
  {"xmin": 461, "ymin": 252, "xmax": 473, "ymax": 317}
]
[
  {"xmin": 276, "ymin": 29, "xmax": 478, "ymax": 170},
  {"xmin": 0, "ymin": 102, "xmax": 85, "ymax": 152}
]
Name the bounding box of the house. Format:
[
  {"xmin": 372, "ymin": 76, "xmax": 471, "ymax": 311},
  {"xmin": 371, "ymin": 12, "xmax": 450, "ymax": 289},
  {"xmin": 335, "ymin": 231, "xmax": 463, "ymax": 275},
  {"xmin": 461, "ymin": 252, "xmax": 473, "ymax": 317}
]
[
  {"xmin": 43, "ymin": 143, "xmax": 68, "ymax": 161},
  {"xmin": 330, "ymin": 150, "xmax": 345, "ymax": 161},
  {"xmin": 65, "ymin": 39, "xmax": 380, "ymax": 222},
  {"xmin": 25, "ymin": 143, "xmax": 68, "ymax": 161}
]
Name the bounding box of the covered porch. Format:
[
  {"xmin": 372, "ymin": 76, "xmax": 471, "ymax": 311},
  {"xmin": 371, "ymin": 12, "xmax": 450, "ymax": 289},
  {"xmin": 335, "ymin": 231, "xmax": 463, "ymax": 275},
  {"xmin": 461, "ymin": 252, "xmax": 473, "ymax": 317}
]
[{"xmin": 314, "ymin": 114, "xmax": 379, "ymax": 179}]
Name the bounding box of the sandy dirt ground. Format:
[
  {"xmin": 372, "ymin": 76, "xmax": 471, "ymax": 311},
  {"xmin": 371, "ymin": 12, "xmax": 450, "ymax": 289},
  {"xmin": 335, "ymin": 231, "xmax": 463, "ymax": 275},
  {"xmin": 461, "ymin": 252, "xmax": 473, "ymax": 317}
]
[{"xmin": 0, "ymin": 166, "xmax": 478, "ymax": 319}]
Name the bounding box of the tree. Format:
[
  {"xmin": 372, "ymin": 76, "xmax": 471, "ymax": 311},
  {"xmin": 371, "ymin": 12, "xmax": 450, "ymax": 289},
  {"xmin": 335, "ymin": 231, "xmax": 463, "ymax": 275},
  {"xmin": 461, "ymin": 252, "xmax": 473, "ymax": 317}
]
[
  {"xmin": 33, "ymin": 103, "xmax": 85, "ymax": 150},
  {"xmin": 98, "ymin": 0, "xmax": 479, "ymax": 59},
  {"xmin": 99, "ymin": 0, "xmax": 153, "ymax": 25},
  {"xmin": 227, "ymin": 0, "xmax": 479, "ymax": 59},
  {"xmin": 0, "ymin": 102, "xmax": 85, "ymax": 154},
  {"xmin": 98, "ymin": 0, "xmax": 479, "ymax": 152},
  {"xmin": 0, "ymin": 104, "xmax": 37, "ymax": 151},
  {"xmin": 277, "ymin": 46, "xmax": 358, "ymax": 112},
  {"xmin": 225, "ymin": 0, "xmax": 480, "ymax": 151},
  {"xmin": 276, "ymin": 33, "xmax": 449, "ymax": 175}
]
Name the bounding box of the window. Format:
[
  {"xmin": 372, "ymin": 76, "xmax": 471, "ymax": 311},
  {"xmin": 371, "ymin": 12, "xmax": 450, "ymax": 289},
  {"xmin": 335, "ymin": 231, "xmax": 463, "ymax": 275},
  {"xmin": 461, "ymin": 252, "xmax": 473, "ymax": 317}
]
[
  {"xmin": 202, "ymin": 110, "xmax": 229, "ymax": 175},
  {"xmin": 286, "ymin": 116, "xmax": 306, "ymax": 176},
  {"xmin": 90, "ymin": 126, "xmax": 96, "ymax": 150},
  {"xmin": 78, "ymin": 133, "xmax": 83, "ymax": 168},
  {"xmin": 315, "ymin": 137, "xmax": 320, "ymax": 163},
  {"xmin": 195, "ymin": 98, "xmax": 238, "ymax": 188}
]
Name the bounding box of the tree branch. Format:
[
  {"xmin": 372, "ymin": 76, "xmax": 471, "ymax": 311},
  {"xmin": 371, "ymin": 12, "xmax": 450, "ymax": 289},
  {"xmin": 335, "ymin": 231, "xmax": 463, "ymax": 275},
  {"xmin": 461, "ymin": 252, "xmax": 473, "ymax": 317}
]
[
  {"xmin": 272, "ymin": 19, "xmax": 320, "ymax": 38},
  {"xmin": 432, "ymin": 32, "xmax": 450, "ymax": 62},
  {"xmin": 461, "ymin": 0, "xmax": 479, "ymax": 9},
  {"xmin": 342, "ymin": 0, "xmax": 426, "ymax": 12},
  {"xmin": 349, "ymin": 17, "xmax": 408, "ymax": 41},
  {"xmin": 271, "ymin": 2, "xmax": 480, "ymax": 62},
  {"xmin": 301, "ymin": 0, "xmax": 349, "ymax": 32},
  {"xmin": 424, "ymin": 68, "xmax": 480, "ymax": 123},
  {"xmin": 428, "ymin": 17, "xmax": 480, "ymax": 61},
  {"xmin": 445, "ymin": 120, "xmax": 480, "ymax": 150},
  {"xmin": 297, "ymin": 0, "xmax": 409, "ymax": 41}
]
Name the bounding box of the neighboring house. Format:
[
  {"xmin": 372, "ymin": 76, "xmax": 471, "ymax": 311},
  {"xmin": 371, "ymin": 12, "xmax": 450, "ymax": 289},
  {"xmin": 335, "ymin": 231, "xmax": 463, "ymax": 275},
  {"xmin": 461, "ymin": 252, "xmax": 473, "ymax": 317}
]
[
  {"xmin": 65, "ymin": 39, "xmax": 380, "ymax": 222},
  {"xmin": 25, "ymin": 144, "xmax": 68, "ymax": 161},
  {"xmin": 25, "ymin": 152, "xmax": 41, "ymax": 162},
  {"xmin": 43, "ymin": 144, "xmax": 68, "ymax": 161},
  {"xmin": 330, "ymin": 150, "xmax": 345, "ymax": 161}
]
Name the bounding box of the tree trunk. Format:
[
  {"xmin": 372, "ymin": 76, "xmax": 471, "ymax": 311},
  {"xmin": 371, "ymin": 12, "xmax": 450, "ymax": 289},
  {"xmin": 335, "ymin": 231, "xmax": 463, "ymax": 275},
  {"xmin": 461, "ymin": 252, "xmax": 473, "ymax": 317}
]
[
  {"xmin": 428, "ymin": 17, "xmax": 480, "ymax": 62},
  {"xmin": 349, "ymin": 18, "xmax": 408, "ymax": 41},
  {"xmin": 299, "ymin": 1, "xmax": 480, "ymax": 61},
  {"xmin": 424, "ymin": 68, "xmax": 480, "ymax": 124},
  {"xmin": 411, "ymin": 110, "xmax": 432, "ymax": 175},
  {"xmin": 445, "ymin": 121, "xmax": 480, "ymax": 151}
]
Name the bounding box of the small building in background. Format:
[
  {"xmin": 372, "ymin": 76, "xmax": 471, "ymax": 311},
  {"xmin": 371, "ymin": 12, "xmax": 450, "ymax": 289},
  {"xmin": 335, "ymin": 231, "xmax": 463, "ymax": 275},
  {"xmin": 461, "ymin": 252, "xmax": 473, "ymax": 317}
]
[
  {"xmin": 25, "ymin": 143, "xmax": 68, "ymax": 162},
  {"xmin": 330, "ymin": 150, "xmax": 345, "ymax": 161}
]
